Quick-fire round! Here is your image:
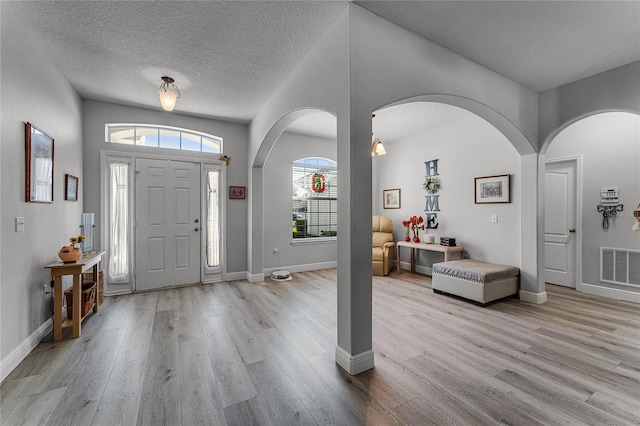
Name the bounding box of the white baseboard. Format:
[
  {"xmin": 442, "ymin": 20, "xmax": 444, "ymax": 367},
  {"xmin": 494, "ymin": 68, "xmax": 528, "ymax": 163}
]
[
  {"xmin": 247, "ymin": 272, "xmax": 265, "ymax": 283},
  {"xmin": 335, "ymin": 346, "xmax": 374, "ymax": 375},
  {"xmin": 1, "ymin": 318, "xmax": 52, "ymax": 383},
  {"xmin": 263, "ymin": 261, "xmax": 337, "ymax": 276},
  {"xmin": 519, "ymin": 290, "xmax": 548, "ymax": 304},
  {"xmin": 580, "ymin": 283, "xmax": 640, "ymax": 303},
  {"xmin": 223, "ymin": 271, "xmax": 247, "ymax": 281},
  {"xmin": 398, "ymin": 261, "xmax": 433, "ymax": 276}
]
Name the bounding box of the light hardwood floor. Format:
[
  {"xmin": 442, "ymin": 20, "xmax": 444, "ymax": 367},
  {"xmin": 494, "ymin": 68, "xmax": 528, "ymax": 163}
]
[{"xmin": 2, "ymin": 269, "xmax": 639, "ymax": 425}]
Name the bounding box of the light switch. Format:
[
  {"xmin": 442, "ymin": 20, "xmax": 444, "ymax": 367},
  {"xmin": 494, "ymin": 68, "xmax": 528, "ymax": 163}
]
[
  {"xmin": 491, "ymin": 214, "xmax": 498, "ymax": 223},
  {"xmin": 16, "ymin": 217, "xmax": 25, "ymax": 232}
]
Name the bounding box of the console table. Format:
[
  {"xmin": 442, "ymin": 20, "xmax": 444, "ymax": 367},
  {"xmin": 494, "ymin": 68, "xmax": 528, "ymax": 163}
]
[
  {"xmin": 45, "ymin": 251, "xmax": 105, "ymax": 341},
  {"xmin": 396, "ymin": 241, "xmax": 464, "ymax": 275}
]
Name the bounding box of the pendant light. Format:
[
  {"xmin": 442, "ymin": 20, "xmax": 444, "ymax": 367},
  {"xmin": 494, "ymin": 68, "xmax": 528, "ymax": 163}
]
[
  {"xmin": 371, "ymin": 114, "xmax": 386, "ymax": 156},
  {"xmin": 158, "ymin": 76, "xmax": 181, "ymax": 111}
]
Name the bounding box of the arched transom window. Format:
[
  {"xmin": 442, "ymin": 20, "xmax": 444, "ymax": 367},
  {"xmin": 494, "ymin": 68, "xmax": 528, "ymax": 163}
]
[{"xmin": 105, "ymin": 124, "xmax": 222, "ymax": 153}]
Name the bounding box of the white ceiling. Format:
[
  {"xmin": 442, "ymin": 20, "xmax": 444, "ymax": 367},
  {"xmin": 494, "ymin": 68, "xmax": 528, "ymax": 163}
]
[{"xmin": 4, "ymin": 1, "xmax": 639, "ymax": 136}]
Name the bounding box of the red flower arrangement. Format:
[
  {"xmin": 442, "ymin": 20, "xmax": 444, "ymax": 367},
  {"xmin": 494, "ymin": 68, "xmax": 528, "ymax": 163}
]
[{"xmin": 402, "ymin": 216, "xmax": 424, "ymax": 242}]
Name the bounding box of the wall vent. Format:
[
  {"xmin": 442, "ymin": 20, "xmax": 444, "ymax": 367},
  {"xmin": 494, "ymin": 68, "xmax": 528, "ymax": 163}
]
[{"xmin": 600, "ymin": 247, "xmax": 640, "ymax": 287}]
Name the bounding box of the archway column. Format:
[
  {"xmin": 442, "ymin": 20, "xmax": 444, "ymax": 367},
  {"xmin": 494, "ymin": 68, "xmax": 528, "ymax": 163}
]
[
  {"xmin": 335, "ymin": 109, "xmax": 375, "ymax": 374},
  {"xmin": 519, "ymin": 153, "xmax": 547, "ymax": 303}
]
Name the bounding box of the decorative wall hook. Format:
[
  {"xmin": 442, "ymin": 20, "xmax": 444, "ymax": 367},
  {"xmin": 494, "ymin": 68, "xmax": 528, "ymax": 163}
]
[
  {"xmin": 219, "ymin": 155, "xmax": 231, "ymax": 166},
  {"xmin": 597, "ymin": 204, "xmax": 623, "ymax": 229}
]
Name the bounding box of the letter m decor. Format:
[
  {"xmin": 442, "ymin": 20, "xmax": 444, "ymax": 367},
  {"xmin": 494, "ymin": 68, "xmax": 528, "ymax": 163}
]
[{"xmin": 311, "ymin": 173, "xmax": 326, "ymax": 193}]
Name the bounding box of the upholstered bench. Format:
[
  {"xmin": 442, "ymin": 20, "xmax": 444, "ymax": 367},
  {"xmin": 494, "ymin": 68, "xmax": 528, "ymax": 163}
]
[{"xmin": 432, "ymin": 259, "xmax": 519, "ymax": 305}]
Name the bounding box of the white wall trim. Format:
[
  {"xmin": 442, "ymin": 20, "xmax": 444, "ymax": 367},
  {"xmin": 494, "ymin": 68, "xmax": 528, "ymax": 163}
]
[
  {"xmin": 1, "ymin": 318, "xmax": 52, "ymax": 383},
  {"xmin": 335, "ymin": 346, "xmax": 375, "ymax": 375},
  {"xmin": 224, "ymin": 271, "xmax": 248, "ymax": 281},
  {"xmin": 247, "ymin": 272, "xmax": 265, "ymax": 283},
  {"xmin": 519, "ymin": 290, "xmax": 548, "ymax": 304},
  {"xmin": 580, "ymin": 283, "xmax": 640, "ymax": 304},
  {"xmin": 263, "ymin": 261, "xmax": 337, "ymax": 276}
]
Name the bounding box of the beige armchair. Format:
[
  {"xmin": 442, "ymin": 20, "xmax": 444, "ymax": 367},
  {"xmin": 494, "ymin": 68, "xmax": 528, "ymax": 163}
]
[{"xmin": 372, "ymin": 215, "xmax": 395, "ymax": 276}]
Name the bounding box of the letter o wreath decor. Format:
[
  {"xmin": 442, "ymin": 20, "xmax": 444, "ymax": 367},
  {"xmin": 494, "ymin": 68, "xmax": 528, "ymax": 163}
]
[
  {"xmin": 311, "ymin": 173, "xmax": 326, "ymax": 193},
  {"xmin": 423, "ymin": 177, "xmax": 440, "ymax": 194}
]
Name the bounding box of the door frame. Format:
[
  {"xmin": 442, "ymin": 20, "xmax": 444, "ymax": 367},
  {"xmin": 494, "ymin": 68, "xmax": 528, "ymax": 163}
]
[
  {"xmin": 100, "ymin": 150, "xmax": 227, "ymax": 294},
  {"xmin": 544, "ymin": 155, "xmax": 583, "ymax": 291}
]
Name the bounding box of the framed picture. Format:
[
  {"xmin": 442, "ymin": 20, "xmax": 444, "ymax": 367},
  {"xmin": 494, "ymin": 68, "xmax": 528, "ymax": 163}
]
[
  {"xmin": 475, "ymin": 174, "xmax": 510, "ymax": 204},
  {"xmin": 383, "ymin": 188, "xmax": 401, "ymax": 209},
  {"xmin": 65, "ymin": 174, "xmax": 79, "ymax": 201},
  {"xmin": 25, "ymin": 122, "xmax": 54, "ymax": 203},
  {"xmin": 229, "ymin": 186, "xmax": 246, "ymax": 199}
]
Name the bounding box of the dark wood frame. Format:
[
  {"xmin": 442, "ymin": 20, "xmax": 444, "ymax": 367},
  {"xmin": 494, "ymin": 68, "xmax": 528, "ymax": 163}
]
[
  {"xmin": 383, "ymin": 188, "xmax": 401, "ymax": 209},
  {"xmin": 25, "ymin": 122, "xmax": 54, "ymax": 203},
  {"xmin": 229, "ymin": 186, "xmax": 246, "ymax": 199},
  {"xmin": 65, "ymin": 174, "xmax": 79, "ymax": 201},
  {"xmin": 474, "ymin": 174, "xmax": 511, "ymax": 204}
]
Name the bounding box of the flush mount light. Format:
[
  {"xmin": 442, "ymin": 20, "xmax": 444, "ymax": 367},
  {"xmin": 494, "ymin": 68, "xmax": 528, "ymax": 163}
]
[{"xmin": 158, "ymin": 76, "xmax": 181, "ymax": 111}]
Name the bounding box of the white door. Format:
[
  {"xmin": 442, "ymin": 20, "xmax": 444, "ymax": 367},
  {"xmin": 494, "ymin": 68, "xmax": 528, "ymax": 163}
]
[
  {"xmin": 544, "ymin": 159, "xmax": 577, "ymax": 288},
  {"xmin": 135, "ymin": 158, "xmax": 200, "ymax": 291}
]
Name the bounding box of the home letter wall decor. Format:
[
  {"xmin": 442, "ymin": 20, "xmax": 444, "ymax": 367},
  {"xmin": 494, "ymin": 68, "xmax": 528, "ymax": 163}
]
[{"xmin": 424, "ymin": 159, "xmax": 440, "ymax": 229}]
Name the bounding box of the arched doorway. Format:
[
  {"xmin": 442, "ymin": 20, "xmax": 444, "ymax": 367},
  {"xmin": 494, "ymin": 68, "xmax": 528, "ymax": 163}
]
[{"xmin": 542, "ymin": 111, "xmax": 640, "ymax": 302}]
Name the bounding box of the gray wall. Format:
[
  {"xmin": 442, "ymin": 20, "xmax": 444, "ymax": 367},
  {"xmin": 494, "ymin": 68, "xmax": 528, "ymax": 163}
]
[
  {"xmin": 373, "ymin": 107, "xmax": 521, "ymax": 272},
  {"xmin": 82, "ymin": 100, "xmax": 249, "ymax": 274},
  {"xmin": 1, "ymin": 6, "xmax": 83, "ymax": 361},
  {"xmin": 546, "ymin": 112, "xmax": 640, "ymax": 292},
  {"xmin": 262, "ymin": 131, "xmax": 337, "ymax": 271}
]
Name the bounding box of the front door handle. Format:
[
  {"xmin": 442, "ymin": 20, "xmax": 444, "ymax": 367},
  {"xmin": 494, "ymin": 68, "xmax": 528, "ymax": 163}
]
[
  {"xmin": 195, "ymin": 227, "xmax": 199, "ymax": 232},
  {"xmin": 569, "ymin": 228, "xmax": 576, "ymax": 233},
  {"xmin": 194, "ymin": 219, "xmax": 199, "ymax": 223}
]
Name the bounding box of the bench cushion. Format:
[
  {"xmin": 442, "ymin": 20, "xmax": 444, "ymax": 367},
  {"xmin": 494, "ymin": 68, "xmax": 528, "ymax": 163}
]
[{"xmin": 432, "ymin": 259, "xmax": 519, "ymax": 284}]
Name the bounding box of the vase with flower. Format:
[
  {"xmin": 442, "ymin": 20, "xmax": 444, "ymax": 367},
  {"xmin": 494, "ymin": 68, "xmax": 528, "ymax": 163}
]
[
  {"xmin": 410, "ymin": 215, "xmax": 424, "ymax": 243},
  {"xmin": 402, "ymin": 220, "xmax": 411, "ymax": 242},
  {"xmin": 58, "ymin": 234, "xmax": 85, "ymax": 263}
]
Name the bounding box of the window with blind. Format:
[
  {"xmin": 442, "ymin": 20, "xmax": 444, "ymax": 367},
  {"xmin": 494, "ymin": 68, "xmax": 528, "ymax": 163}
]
[{"xmin": 292, "ymin": 158, "xmax": 337, "ymax": 240}]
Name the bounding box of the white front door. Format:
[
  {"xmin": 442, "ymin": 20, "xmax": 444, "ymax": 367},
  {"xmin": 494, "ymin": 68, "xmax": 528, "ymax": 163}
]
[
  {"xmin": 544, "ymin": 159, "xmax": 578, "ymax": 288},
  {"xmin": 135, "ymin": 158, "xmax": 200, "ymax": 291}
]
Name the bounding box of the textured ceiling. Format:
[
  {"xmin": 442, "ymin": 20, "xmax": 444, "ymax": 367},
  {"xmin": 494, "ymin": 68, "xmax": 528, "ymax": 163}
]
[
  {"xmin": 4, "ymin": 1, "xmax": 348, "ymax": 123},
  {"xmin": 4, "ymin": 1, "xmax": 639, "ymax": 131}
]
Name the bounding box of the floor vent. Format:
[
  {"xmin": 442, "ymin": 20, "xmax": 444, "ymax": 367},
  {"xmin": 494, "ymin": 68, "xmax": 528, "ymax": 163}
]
[{"xmin": 601, "ymin": 247, "xmax": 640, "ymax": 287}]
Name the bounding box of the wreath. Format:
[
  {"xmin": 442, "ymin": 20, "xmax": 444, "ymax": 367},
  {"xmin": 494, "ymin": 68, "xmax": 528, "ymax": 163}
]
[{"xmin": 422, "ymin": 177, "xmax": 441, "ymax": 194}]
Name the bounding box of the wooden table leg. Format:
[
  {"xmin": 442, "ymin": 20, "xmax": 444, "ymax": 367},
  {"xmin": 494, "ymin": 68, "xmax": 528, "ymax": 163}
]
[
  {"xmin": 72, "ymin": 273, "xmax": 81, "ymax": 338},
  {"xmin": 53, "ymin": 276, "xmax": 62, "ymax": 341},
  {"xmin": 444, "ymin": 250, "xmax": 451, "ymax": 262},
  {"xmin": 396, "ymin": 244, "xmax": 402, "ymax": 275},
  {"xmin": 92, "ymin": 264, "xmax": 99, "ymax": 313}
]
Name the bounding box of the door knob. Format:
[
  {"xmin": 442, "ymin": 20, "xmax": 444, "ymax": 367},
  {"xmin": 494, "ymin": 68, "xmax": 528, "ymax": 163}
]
[
  {"xmin": 569, "ymin": 228, "xmax": 576, "ymax": 233},
  {"xmin": 194, "ymin": 219, "xmax": 199, "ymax": 223},
  {"xmin": 195, "ymin": 227, "xmax": 199, "ymax": 232}
]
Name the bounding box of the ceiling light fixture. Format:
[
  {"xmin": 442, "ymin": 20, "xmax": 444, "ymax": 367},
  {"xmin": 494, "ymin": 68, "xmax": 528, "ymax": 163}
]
[
  {"xmin": 158, "ymin": 76, "xmax": 181, "ymax": 111},
  {"xmin": 371, "ymin": 114, "xmax": 386, "ymax": 156}
]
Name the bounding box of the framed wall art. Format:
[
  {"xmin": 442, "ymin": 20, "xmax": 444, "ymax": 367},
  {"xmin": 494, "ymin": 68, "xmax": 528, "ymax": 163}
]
[
  {"xmin": 383, "ymin": 188, "xmax": 401, "ymax": 209},
  {"xmin": 229, "ymin": 186, "xmax": 246, "ymax": 199},
  {"xmin": 25, "ymin": 122, "xmax": 54, "ymax": 203},
  {"xmin": 65, "ymin": 174, "xmax": 78, "ymax": 201},
  {"xmin": 474, "ymin": 174, "xmax": 510, "ymax": 204}
]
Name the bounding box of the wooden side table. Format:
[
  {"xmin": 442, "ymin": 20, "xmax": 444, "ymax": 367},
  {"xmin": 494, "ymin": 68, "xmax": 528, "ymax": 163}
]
[
  {"xmin": 45, "ymin": 251, "xmax": 105, "ymax": 341},
  {"xmin": 396, "ymin": 241, "xmax": 464, "ymax": 275}
]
